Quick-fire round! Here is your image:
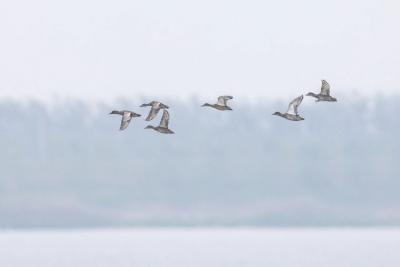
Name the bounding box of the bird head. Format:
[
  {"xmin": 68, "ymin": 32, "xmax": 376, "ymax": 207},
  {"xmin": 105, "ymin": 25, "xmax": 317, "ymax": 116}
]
[{"xmin": 306, "ymin": 92, "xmax": 317, "ymax": 97}]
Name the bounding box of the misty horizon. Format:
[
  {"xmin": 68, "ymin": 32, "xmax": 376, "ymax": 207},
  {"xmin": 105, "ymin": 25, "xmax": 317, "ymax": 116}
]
[{"xmin": 1, "ymin": 94, "xmax": 399, "ymax": 228}]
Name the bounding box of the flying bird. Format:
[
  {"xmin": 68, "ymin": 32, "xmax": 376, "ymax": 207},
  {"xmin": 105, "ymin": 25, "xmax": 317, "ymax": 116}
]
[
  {"xmin": 110, "ymin": 110, "xmax": 141, "ymax": 130},
  {"xmin": 202, "ymin": 96, "xmax": 233, "ymax": 111},
  {"xmin": 140, "ymin": 101, "xmax": 169, "ymax": 121},
  {"xmin": 273, "ymin": 95, "xmax": 305, "ymax": 121},
  {"xmin": 145, "ymin": 109, "xmax": 175, "ymax": 134},
  {"xmin": 306, "ymin": 80, "xmax": 337, "ymax": 102}
]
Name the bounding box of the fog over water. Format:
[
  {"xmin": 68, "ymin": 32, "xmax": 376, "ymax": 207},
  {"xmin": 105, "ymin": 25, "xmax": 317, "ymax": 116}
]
[{"xmin": 1, "ymin": 95, "xmax": 399, "ymax": 228}]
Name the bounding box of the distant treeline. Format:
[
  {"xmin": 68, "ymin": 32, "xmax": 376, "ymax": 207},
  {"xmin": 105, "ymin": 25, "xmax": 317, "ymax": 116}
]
[{"xmin": 0, "ymin": 95, "xmax": 399, "ymax": 228}]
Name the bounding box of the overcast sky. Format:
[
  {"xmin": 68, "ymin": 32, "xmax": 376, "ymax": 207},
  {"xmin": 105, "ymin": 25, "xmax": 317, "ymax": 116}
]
[{"xmin": 0, "ymin": 0, "xmax": 399, "ymax": 103}]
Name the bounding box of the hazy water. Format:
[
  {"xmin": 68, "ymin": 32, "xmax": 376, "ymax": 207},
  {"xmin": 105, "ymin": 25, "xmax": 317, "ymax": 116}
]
[{"xmin": 0, "ymin": 228, "xmax": 399, "ymax": 267}]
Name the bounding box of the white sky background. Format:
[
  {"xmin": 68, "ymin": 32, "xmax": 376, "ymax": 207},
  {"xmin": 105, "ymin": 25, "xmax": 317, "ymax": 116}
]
[{"xmin": 0, "ymin": 0, "xmax": 399, "ymax": 103}]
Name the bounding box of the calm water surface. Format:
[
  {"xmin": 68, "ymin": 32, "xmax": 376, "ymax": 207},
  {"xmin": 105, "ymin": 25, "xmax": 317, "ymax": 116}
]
[{"xmin": 0, "ymin": 228, "xmax": 399, "ymax": 267}]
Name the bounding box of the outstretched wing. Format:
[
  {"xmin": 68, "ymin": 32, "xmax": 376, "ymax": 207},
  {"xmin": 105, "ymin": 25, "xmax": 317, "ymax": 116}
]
[
  {"xmin": 120, "ymin": 112, "xmax": 132, "ymax": 130},
  {"xmin": 159, "ymin": 109, "xmax": 170, "ymax": 128},
  {"xmin": 159, "ymin": 102, "xmax": 169, "ymax": 109},
  {"xmin": 110, "ymin": 110, "xmax": 123, "ymax": 115},
  {"xmin": 320, "ymin": 80, "xmax": 330, "ymax": 96},
  {"xmin": 217, "ymin": 96, "xmax": 233, "ymax": 106},
  {"xmin": 145, "ymin": 103, "xmax": 161, "ymax": 121},
  {"xmin": 287, "ymin": 95, "xmax": 303, "ymax": 115}
]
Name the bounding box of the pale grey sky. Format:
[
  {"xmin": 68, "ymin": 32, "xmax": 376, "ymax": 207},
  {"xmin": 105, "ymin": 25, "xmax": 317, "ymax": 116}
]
[{"xmin": 0, "ymin": 0, "xmax": 399, "ymax": 102}]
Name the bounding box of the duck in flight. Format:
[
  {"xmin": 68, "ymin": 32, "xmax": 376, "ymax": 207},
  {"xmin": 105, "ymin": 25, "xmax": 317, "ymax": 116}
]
[
  {"xmin": 202, "ymin": 96, "xmax": 233, "ymax": 111},
  {"xmin": 140, "ymin": 101, "xmax": 169, "ymax": 121},
  {"xmin": 145, "ymin": 109, "xmax": 174, "ymax": 134},
  {"xmin": 110, "ymin": 110, "xmax": 141, "ymax": 130},
  {"xmin": 306, "ymin": 80, "xmax": 337, "ymax": 102},
  {"xmin": 273, "ymin": 95, "xmax": 305, "ymax": 121}
]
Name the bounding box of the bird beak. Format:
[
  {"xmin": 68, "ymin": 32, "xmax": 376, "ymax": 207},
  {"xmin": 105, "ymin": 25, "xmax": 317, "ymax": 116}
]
[{"xmin": 140, "ymin": 104, "xmax": 147, "ymax": 107}]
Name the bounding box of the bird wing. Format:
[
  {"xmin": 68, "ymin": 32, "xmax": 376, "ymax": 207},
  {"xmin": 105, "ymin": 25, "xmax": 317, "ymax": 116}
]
[
  {"xmin": 159, "ymin": 109, "xmax": 170, "ymax": 128},
  {"xmin": 287, "ymin": 95, "xmax": 303, "ymax": 115},
  {"xmin": 125, "ymin": 110, "xmax": 138, "ymax": 116},
  {"xmin": 159, "ymin": 102, "xmax": 169, "ymax": 109},
  {"xmin": 145, "ymin": 103, "xmax": 161, "ymax": 121},
  {"xmin": 320, "ymin": 80, "xmax": 331, "ymax": 96},
  {"xmin": 120, "ymin": 112, "xmax": 132, "ymax": 130},
  {"xmin": 110, "ymin": 110, "xmax": 123, "ymax": 115},
  {"xmin": 217, "ymin": 96, "xmax": 233, "ymax": 106}
]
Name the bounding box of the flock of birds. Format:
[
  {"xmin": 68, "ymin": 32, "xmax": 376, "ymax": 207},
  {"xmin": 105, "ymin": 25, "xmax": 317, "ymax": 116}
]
[{"xmin": 110, "ymin": 80, "xmax": 337, "ymax": 133}]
